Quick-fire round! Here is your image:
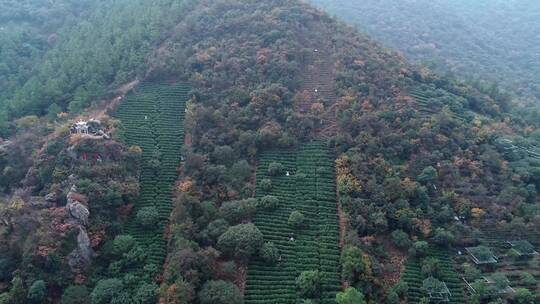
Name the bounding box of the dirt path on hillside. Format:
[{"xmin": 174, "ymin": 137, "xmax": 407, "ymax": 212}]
[
  {"xmin": 336, "ymin": 191, "xmax": 347, "ymax": 249},
  {"xmin": 86, "ymin": 79, "xmax": 140, "ymax": 119},
  {"xmin": 184, "ymin": 131, "xmax": 192, "ymax": 147}
]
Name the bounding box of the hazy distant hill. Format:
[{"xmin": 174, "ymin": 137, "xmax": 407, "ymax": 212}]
[{"xmin": 309, "ymin": 0, "xmax": 540, "ymax": 103}]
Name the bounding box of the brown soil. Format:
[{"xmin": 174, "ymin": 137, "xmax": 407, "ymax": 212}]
[
  {"xmin": 184, "ymin": 131, "xmax": 192, "ymax": 147},
  {"xmin": 378, "ymin": 235, "xmax": 407, "ymax": 287},
  {"xmin": 336, "ymin": 188, "xmax": 347, "ymax": 249},
  {"xmin": 236, "ymin": 264, "xmax": 248, "ymax": 293}
]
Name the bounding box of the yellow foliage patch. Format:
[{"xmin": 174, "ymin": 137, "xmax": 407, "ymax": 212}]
[
  {"xmin": 336, "ymin": 155, "xmax": 361, "ymax": 194},
  {"xmin": 177, "ymin": 178, "xmax": 194, "ymax": 193},
  {"xmin": 471, "ymin": 207, "xmax": 485, "ymax": 219}
]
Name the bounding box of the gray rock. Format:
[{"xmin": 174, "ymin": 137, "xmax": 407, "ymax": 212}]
[
  {"xmin": 45, "ymin": 192, "xmax": 57, "ymax": 202},
  {"xmin": 68, "ymin": 228, "xmax": 93, "ymax": 272},
  {"xmin": 67, "ymin": 201, "xmax": 90, "ymax": 226},
  {"xmin": 69, "ymin": 184, "xmax": 78, "ymax": 194},
  {"xmin": 67, "ymin": 175, "xmax": 78, "ymax": 185},
  {"xmin": 66, "ymin": 147, "xmax": 78, "ymax": 160}
]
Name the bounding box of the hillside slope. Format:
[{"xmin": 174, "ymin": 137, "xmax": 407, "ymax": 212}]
[{"xmin": 1, "ymin": 0, "xmax": 540, "ymax": 303}]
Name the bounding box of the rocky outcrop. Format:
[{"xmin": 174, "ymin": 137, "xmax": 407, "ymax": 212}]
[
  {"xmin": 45, "ymin": 192, "xmax": 58, "ymax": 203},
  {"xmin": 66, "ymin": 185, "xmax": 93, "ymax": 273},
  {"xmin": 66, "ymin": 186, "xmax": 90, "ymax": 227},
  {"xmin": 68, "ymin": 227, "xmax": 93, "ymax": 272},
  {"xmin": 67, "ymin": 200, "xmax": 89, "ymax": 226}
]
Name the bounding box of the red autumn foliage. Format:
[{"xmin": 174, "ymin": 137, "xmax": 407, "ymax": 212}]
[{"xmin": 67, "ymin": 192, "xmax": 89, "ymax": 205}]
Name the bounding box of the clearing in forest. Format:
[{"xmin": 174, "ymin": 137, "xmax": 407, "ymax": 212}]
[
  {"xmin": 114, "ymin": 82, "xmax": 189, "ymax": 265},
  {"xmin": 244, "ymin": 141, "xmax": 341, "ymax": 304}
]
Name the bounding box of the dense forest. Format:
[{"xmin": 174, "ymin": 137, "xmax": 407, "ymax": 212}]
[
  {"xmin": 0, "ymin": 0, "xmax": 195, "ymax": 137},
  {"xmin": 308, "ymin": 0, "xmax": 540, "ymax": 104},
  {"xmin": 0, "ymin": 0, "xmax": 96, "ymax": 117},
  {"xmin": 1, "ymin": 0, "xmax": 540, "ymax": 303}
]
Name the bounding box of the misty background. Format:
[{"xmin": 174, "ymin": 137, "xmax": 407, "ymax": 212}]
[{"xmin": 309, "ymin": 0, "xmax": 540, "ymax": 104}]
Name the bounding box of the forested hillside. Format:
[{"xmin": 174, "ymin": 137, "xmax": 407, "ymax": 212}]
[
  {"xmin": 1, "ymin": 0, "xmax": 540, "ymax": 303},
  {"xmin": 0, "ymin": 0, "xmax": 195, "ymax": 137},
  {"xmin": 308, "ymin": 0, "xmax": 540, "ymax": 104},
  {"xmin": 0, "ymin": 0, "xmax": 97, "ymax": 134}
]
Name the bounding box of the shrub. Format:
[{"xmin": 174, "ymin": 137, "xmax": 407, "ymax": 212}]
[
  {"xmin": 512, "ymin": 240, "xmax": 535, "ymax": 255},
  {"xmin": 90, "ymin": 279, "xmax": 123, "ymax": 304},
  {"xmin": 136, "ymin": 206, "xmax": 159, "ymax": 228},
  {"xmin": 268, "ymin": 162, "xmax": 284, "ymax": 176},
  {"xmin": 341, "ymin": 246, "xmax": 367, "ymax": 282},
  {"xmin": 220, "ymin": 261, "xmax": 238, "ymax": 281},
  {"xmin": 418, "ymin": 166, "xmax": 438, "ymax": 184},
  {"xmin": 217, "ymin": 223, "xmax": 264, "ymax": 260},
  {"xmin": 61, "ymin": 285, "xmax": 89, "ymax": 304},
  {"xmin": 204, "ymin": 219, "xmax": 230, "ymax": 244},
  {"xmin": 410, "ymin": 241, "xmax": 429, "ymax": 257},
  {"xmin": 230, "ymin": 160, "xmax": 251, "ymax": 182},
  {"xmin": 212, "ymin": 146, "xmax": 235, "ymax": 166},
  {"xmin": 134, "ymin": 283, "xmax": 157, "ymax": 304},
  {"xmin": 112, "ymin": 235, "xmax": 136, "ymax": 255},
  {"xmin": 336, "ymin": 287, "xmax": 366, "ymax": 304},
  {"xmin": 391, "ymin": 281, "xmax": 408, "ymax": 297},
  {"xmin": 422, "ymin": 277, "xmax": 448, "ymax": 300},
  {"xmin": 27, "ymin": 280, "xmax": 47, "ymax": 304},
  {"xmin": 0, "ymin": 258, "xmax": 15, "ymax": 281},
  {"xmin": 198, "ymin": 280, "xmax": 243, "ymax": 304},
  {"xmin": 260, "ymin": 179, "xmax": 272, "ymax": 192},
  {"xmin": 258, "ymin": 195, "xmax": 279, "ymax": 210},
  {"xmin": 297, "ymin": 270, "xmax": 322, "ymax": 298},
  {"xmin": 288, "ymin": 211, "xmax": 305, "ymax": 228},
  {"xmin": 0, "ymin": 293, "xmax": 10, "ymax": 304},
  {"xmin": 514, "ymin": 288, "xmax": 533, "ymax": 304},
  {"xmin": 128, "ymin": 145, "xmax": 142, "ymax": 155},
  {"xmin": 432, "ymin": 228, "xmax": 454, "ymax": 247},
  {"xmin": 260, "ymin": 242, "xmax": 279, "ymax": 265},
  {"xmin": 421, "ymin": 258, "xmax": 442, "ymax": 279},
  {"xmin": 163, "ymin": 279, "xmax": 194, "ymax": 303},
  {"xmin": 8, "ymin": 276, "xmax": 25, "ymax": 304},
  {"xmin": 520, "ymin": 272, "xmax": 536, "ymax": 285},
  {"xmin": 391, "ymin": 230, "xmax": 411, "ymax": 249},
  {"xmin": 463, "ymin": 263, "xmax": 481, "ymax": 281},
  {"xmin": 386, "ymin": 291, "xmax": 399, "ymax": 304},
  {"xmin": 468, "ymin": 246, "xmax": 494, "ymax": 262},
  {"xmin": 220, "ymin": 199, "xmax": 256, "ymax": 224}
]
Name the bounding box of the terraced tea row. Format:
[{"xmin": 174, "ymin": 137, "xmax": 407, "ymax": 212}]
[
  {"xmin": 115, "ymin": 82, "xmax": 188, "ymax": 265},
  {"xmin": 402, "ymin": 247, "xmax": 466, "ymax": 304},
  {"xmin": 410, "ymin": 89, "xmax": 472, "ymax": 122},
  {"xmin": 244, "ymin": 142, "xmax": 341, "ymax": 304}
]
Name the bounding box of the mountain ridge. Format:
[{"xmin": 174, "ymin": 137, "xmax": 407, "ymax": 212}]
[{"xmin": 0, "ymin": 0, "xmax": 539, "ymax": 303}]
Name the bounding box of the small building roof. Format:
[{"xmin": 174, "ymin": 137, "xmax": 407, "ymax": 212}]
[
  {"xmin": 466, "ymin": 246, "xmax": 497, "ymax": 265},
  {"xmin": 423, "ymin": 277, "xmax": 451, "ymax": 302}
]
